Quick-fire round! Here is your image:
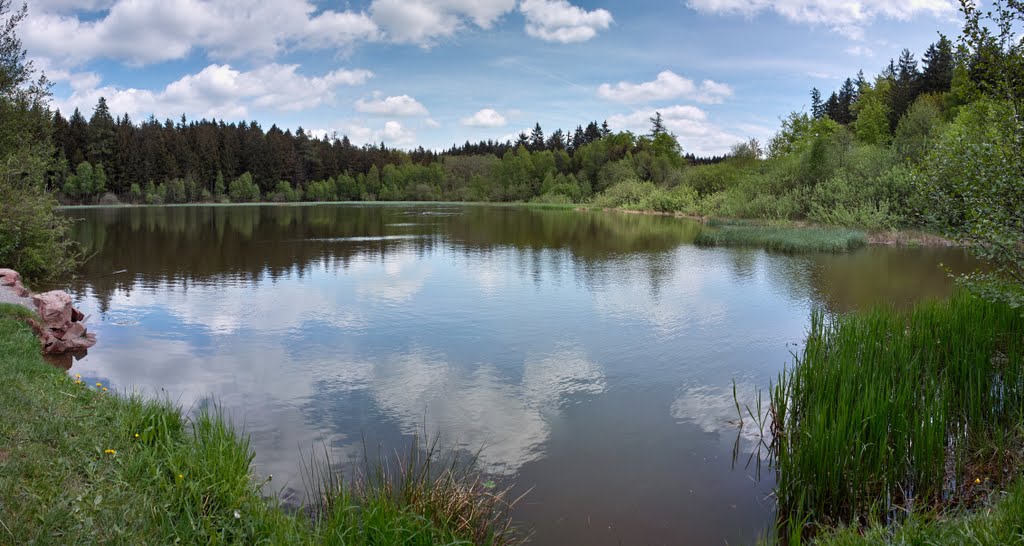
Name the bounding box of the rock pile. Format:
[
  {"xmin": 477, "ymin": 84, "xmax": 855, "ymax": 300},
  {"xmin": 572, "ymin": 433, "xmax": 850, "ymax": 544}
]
[
  {"xmin": 29, "ymin": 291, "xmax": 97, "ymax": 354},
  {"xmin": 0, "ymin": 268, "xmax": 97, "ymax": 354}
]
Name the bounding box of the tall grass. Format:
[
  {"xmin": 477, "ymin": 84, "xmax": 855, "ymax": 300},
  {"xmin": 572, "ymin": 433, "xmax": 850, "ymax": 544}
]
[
  {"xmin": 695, "ymin": 225, "xmax": 867, "ymax": 253},
  {"xmin": 770, "ymin": 293, "xmax": 1024, "ymax": 539}
]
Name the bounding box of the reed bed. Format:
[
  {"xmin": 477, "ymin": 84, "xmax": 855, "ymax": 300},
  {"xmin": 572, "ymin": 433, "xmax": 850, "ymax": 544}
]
[
  {"xmin": 695, "ymin": 226, "xmax": 867, "ymax": 253},
  {"xmin": 770, "ymin": 293, "xmax": 1024, "ymax": 538}
]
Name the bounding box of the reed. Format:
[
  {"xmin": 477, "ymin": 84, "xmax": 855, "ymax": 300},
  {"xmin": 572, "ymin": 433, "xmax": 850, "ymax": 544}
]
[
  {"xmin": 770, "ymin": 293, "xmax": 1024, "ymax": 539},
  {"xmin": 695, "ymin": 225, "xmax": 867, "ymax": 253}
]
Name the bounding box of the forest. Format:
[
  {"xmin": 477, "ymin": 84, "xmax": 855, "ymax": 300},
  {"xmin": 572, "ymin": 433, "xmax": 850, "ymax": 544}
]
[{"xmin": 42, "ymin": 31, "xmax": 970, "ymax": 232}]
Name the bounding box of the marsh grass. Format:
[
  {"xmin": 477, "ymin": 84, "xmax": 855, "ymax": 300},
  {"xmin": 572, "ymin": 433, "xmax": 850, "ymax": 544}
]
[
  {"xmin": 0, "ymin": 303, "xmax": 524, "ymax": 544},
  {"xmin": 695, "ymin": 225, "xmax": 867, "ymax": 253},
  {"xmin": 769, "ymin": 293, "xmax": 1024, "ymax": 540}
]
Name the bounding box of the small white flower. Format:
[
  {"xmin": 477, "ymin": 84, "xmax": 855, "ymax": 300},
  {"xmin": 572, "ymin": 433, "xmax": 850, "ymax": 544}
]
[{"xmin": 233, "ymin": 510, "xmax": 241, "ymax": 519}]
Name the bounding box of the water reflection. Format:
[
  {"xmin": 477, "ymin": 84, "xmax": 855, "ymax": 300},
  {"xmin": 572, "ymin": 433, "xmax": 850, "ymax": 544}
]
[{"xmin": 56, "ymin": 204, "xmax": 980, "ymax": 545}]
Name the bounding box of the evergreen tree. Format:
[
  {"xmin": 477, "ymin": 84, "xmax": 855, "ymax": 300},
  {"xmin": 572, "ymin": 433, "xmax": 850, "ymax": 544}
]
[
  {"xmin": 529, "ymin": 123, "xmax": 544, "ymax": 151},
  {"xmin": 648, "ymin": 112, "xmax": 666, "ymax": 137},
  {"xmin": 88, "ymin": 97, "xmax": 115, "ymax": 167},
  {"xmin": 890, "ymin": 48, "xmax": 922, "ymax": 129},
  {"xmin": 810, "ymin": 88, "xmax": 824, "ymax": 119},
  {"xmin": 921, "ymin": 35, "xmax": 955, "ymax": 95}
]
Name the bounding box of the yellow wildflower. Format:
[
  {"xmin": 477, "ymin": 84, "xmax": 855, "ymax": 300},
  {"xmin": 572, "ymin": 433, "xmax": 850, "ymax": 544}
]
[
  {"xmin": 134, "ymin": 433, "xmax": 139, "ymax": 439},
  {"xmin": 177, "ymin": 474, "xmax": 184, "ymax": 481},
  {"xmin": 104, "ymin": 449, "xmax": 116, "ymax": 455},
  {"xmin": 96, "ymin": 382, "xmax": 102, "ymax": 387},
  {"xmin": 975, "ymin": 478, "xmax": 982, "ymax": 484},
  {"xmin": 102, "ymin": 387, "xmax": 108, "ymax": 392},
  {"xmin": 75, "ymin": 374, "xmax": 81, "ymax": 379}
]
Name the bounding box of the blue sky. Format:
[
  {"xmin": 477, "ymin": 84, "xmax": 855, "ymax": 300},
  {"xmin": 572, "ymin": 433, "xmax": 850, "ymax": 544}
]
[{"xmin": 24, "ymin": 0, "xmax": 963, "ymax": 155}]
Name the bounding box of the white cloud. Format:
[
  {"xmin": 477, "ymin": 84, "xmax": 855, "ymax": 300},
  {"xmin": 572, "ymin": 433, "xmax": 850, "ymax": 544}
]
[
  {"xmin": 607, "ymin": 105, "xmax": 744, "ymax": 156},
  {"xmin": 845, "ymin": 45, "xmax": 874, "ymax": 57},
  {"xmin": 52, "ymin": 64, "xmax": 372, "ymax": 121},
  {"xmin": 598, "ymin": 70, "xmax": 733, "ymax": 104},
  {"xmin": 369, "ymin": 0, "xmax": 516, "ymax": 46},
  {"xmin": 520, "ymin": 0, "xmax": 613, "ymax": 43},
  {"xmin": 461, "ymin": 108, "xmax": 507, "ymax": 128},
  {"xmin": 23, "ymin": 0, "xmax": 381, "ymax": 67},
  {"xmin": 354, "ymin": 94, "xmax": 429, "ymax": 117},
  {"xmin": 344, "ymin": 120, "xmax": 419, "ymax": 148},
  {"xmin": 686, "ymin": 0, "xmax": 953, "ymax": 40}
]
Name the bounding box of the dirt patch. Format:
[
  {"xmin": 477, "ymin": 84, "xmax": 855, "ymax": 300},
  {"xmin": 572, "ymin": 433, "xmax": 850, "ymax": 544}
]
[{"xmin": 0, "ymin": 450, "xmax": 9, "ymax": 464}]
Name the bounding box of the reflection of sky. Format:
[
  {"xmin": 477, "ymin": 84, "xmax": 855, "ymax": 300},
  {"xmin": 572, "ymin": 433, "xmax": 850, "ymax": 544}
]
[{"xmin": 61, "ymin": 205, "xmax": 967, "ymax": 544}]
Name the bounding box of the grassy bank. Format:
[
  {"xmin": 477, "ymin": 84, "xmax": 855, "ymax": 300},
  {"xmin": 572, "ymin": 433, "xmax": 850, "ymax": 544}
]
[
  {"xmin": 0, "ymin": 303, "xmax": 521, "ymax": 545},
  {"xmin": 768, "ymin": 293, "xmax": 1024, "ymax": 542}
]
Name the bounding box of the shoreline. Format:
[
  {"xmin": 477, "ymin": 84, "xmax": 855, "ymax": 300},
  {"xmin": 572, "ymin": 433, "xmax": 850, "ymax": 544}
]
[{"xmin": 57, "ymin": 200, "xmax": 958, "ymax": 249}]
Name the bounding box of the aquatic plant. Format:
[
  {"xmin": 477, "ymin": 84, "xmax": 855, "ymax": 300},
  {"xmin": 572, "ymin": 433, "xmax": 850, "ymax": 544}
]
[
  {"xmin": 695, "ymin": 225, "xmax": 867, "ymax": 253},
  {"xmin": 770, "ymin": 293, "xmax": 1024, "ymax": 538}
]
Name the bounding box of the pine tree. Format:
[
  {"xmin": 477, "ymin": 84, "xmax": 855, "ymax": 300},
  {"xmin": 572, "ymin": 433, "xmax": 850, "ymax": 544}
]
[
  {"xmin": 529, "ymin": 123, "xmax": 544, "ymax": 151},
  {"xmin": 890, "ymin": 48, "xmax": 922, "ymax": 129},
  {"xmin": 88, "ymin": 97, "xmax": 115, "ymax": 167},
  {"xmin": 648, "ymin": 112, "xmax": 666, "ymax": 137},
  {"xmin": 921, "ymin": 35, "xmax": 954, "ymax": 95},
  {"xmin": 600, "ymin": 120, "xmax": 611, "ymax": 137},
  {"xmin": 810, "ymin": 88, "xmax": 824, "ymax": 119}
]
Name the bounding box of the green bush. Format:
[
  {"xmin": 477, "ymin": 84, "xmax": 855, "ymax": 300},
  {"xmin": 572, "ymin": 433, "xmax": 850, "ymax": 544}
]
[{"xmin": 228, "ymin": 173, "xmax": 261, "ymax": 202}]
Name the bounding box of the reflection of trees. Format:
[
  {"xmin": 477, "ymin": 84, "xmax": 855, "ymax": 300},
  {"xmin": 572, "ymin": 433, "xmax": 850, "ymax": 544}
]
[
  {"xmin": 755, "ymin": 246, "xmax": 981, "ymax": 313},
  {"xmin": 61, "ymin": 205, "xmax": 703, "ymax": 311},
  {"xmin": 444, "ymin": 207, "xmax": 700, "ymax": 259}
]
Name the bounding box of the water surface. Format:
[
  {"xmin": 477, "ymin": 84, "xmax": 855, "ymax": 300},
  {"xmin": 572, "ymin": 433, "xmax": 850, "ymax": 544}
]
[{"xmin": 59, "ymin": 204, "xmax": 976, "ymax": 544}]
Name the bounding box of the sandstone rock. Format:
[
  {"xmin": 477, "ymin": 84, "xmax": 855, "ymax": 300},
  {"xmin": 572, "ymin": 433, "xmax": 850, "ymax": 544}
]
[
  {"xmin": 32, "ymin": 291, "xmax": 73, "ymax": 330},
  {"xmin": 4, "ymin": 270, "xmax": 96, "ymax": 354},
  {"xmin": 0, "ymin": 268, "xmax": 20, "ymax": 286}
]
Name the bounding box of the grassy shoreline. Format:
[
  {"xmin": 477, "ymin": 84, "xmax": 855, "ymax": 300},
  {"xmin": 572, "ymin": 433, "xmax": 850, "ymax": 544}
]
[
  {"xmin": 768, "ymin": 293, "xmax": 1024, "ymax": 544},
  {"xmin": 0, "ymin": 303, "xmax": 522, "ymax": 545}
]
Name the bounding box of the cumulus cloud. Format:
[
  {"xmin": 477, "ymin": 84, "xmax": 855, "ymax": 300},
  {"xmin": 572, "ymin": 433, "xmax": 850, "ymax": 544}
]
[
  {"xmin": 369, "ymin": 0, "xmax": 516, "ymax": 45},
  {"xmin": 354, "ymin": 94, "xmax": 429, "ymax": 117},
  {"xmin": 344, "ymin": 120, "xmax": 419, "ymax": 148},
  {"xmin": 23, "ymin": 0, "xmax": 381, "ymax": 66},
  {"xmin": 607, "ymin": 105, "xmax": 744, "ymax": 156},
  {"xmin": 686, "ymin": 0, "xmax": 953, "ymax": 40},
  {"xmin": 52, "ymin": 64, "xmax": 372, "ymax": 121},
  {"xmin": 461, "ymin": 108, "xmax": 507, "ymax": 128},
  {"xmin": 520, "ymin": 0, "xmax": 613, "ymax": 43},
  {"xmin": 598, "ymin": 71, "xmax": 733, "ymax": 104}
]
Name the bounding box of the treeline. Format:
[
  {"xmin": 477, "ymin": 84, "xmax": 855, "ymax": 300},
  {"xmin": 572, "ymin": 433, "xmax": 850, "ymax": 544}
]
[{"xmin": 50, "ymin": 102, "xmax": 722, "ymax": 205}]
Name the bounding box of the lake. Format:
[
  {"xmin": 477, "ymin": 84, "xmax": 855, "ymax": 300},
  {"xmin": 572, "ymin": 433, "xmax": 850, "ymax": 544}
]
[{"xmin": 57, "ymin": 204, "xmax": 976, "ymax": 544}]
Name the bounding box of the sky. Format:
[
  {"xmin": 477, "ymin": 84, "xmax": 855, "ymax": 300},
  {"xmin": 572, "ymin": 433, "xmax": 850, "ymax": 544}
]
[{"xmin": 23, "ymin": 0, "xmax": 964, "ymax": 155}]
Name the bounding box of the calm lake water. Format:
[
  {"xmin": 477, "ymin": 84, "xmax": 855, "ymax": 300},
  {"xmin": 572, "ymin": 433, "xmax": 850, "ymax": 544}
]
[{"xmin": 57, "ymin": 204, "xmax": 976, "ymax": 545}]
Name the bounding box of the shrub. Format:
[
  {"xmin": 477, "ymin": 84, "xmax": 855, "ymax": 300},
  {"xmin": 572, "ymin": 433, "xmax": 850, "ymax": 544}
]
[{"xmin": 228, "ymin": 173, "xmax": 261, "ymax": 202}]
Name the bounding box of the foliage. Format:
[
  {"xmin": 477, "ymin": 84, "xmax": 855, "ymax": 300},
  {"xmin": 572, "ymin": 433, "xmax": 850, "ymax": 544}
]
[
  {"xmin": 228, "ymin": 172, "xmax": 261, "ymax": 202},
  {"xmin": 0, "ymin": 0, "xmax": 77, "ymax": 281},
  {"xmin": 919, "ymin": 98, "xmax": 1024, "ymax": 307}
]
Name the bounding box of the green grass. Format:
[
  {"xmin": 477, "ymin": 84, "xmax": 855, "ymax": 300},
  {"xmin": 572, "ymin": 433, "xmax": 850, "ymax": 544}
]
[
  {"xmin": 695, "ymin": 225, "xmax": 868, "ymax": 253},
  {"xmin": 769, "ymin": 293, "xmax": 1024, "ymax": 541},
  {"xmin": 0, "ymin": 303, "xmax": 523, "ymax": 545}
]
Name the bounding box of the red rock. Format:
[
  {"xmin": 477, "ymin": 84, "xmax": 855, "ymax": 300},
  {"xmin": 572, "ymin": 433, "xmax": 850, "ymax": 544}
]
[
  {"xmin": 64, "ymin": 322, "xmax": 87, "ymax": 340},
  {"xmin": 13, "ymin": 282, "xmax": 30, "ymax": 297},
  {"xmin": 32, "ymin": 291, "xmax": 73, "ymax": 330},
  {"xmin": 0, "ymin": 268, "xmax": 20, "ymax": 286},
  {"xmin": 71, "ymin": 308, "xmax": 85, "ymax": 322}
]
